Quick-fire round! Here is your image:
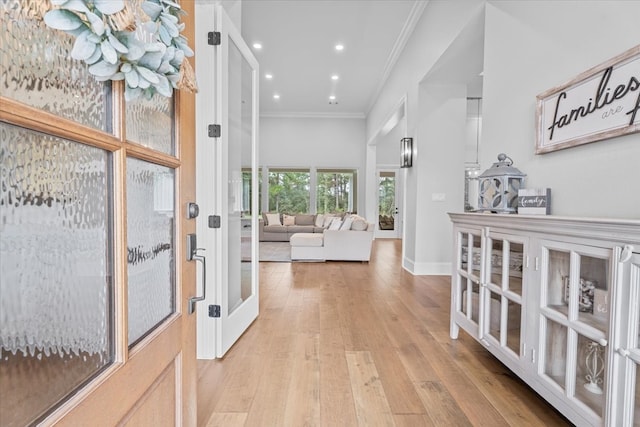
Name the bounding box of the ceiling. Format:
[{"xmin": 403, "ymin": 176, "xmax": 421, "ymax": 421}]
[{"xmin": 241, "ymin": 0, "xmax": 425, "ymax": 118}]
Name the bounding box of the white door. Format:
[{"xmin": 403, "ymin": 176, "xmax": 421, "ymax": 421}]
[
  {"xmin": 376, "ymin": 169, "xmax": 402, "ymax": 238},
  {"xmin": 195, "ymin": 4, "xmax": 259, "ymax": 359}
]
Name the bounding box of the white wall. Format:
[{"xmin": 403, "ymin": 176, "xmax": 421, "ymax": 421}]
[
  {"xmin": 366, "ymin": 0, "xmax": 485, "ymax": 141},
  {"xmin": 366, "ymin": 0, "xmax": 485, "ymax": 275},
  {"xmin": 367, "ymin": 0, "xmax": 640, "ymax": 276},
  {"xmin": 482, "ymin": 1, "xmax": 640, "ymax": 219},
  {"xmin": 405, "ymin": 83, "xmax": 466, "ymax": 275},
  {"xmin": 376, "ymin": 122, "xmax": 403, "ymax": 166},
  {"xmin": 259, "ymin": 116, "xmax": 367, "ymax": 214}
]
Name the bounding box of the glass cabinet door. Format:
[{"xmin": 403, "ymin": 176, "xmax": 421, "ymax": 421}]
[
  {"xmin": 539, "ymin": 241, "xmax": 612, "ymax": 422},
  {"xmin": 454, "ymin": 229, "xmax": 483, "ymax": 327},
  {"xmin": 611, "ymin": 250, "xmax": 640, "ymax": 427},
  {"xmin": 483, "ymin": 232, "xmax": 527, "ymax": 358}
]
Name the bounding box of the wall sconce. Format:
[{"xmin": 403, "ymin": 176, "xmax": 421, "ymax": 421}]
[{"xmin": 400, "ymin": 137, "xmax": 413, "ymax": 168}]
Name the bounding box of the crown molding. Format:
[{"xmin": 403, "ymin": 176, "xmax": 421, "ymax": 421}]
[
  {"xmin": 260, "ymin": 111, "xmax": 366, "ymax": 119},
  {"xmin": 365, "ymin": 0, "xmax": 429, "ymax": 114}
]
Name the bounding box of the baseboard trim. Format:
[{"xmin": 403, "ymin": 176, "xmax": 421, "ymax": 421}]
[{"xmin": 403, "ymin": 257, "xmax": 451, "ymax": 276}]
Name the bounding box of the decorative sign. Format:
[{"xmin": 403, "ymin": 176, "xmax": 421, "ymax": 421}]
[
  {"xmin": 518, "ymin": 188, "xmax": 551, "ymax": 215},
  {"xmin": 536, "ymin": 45, "xmax": 640, "ymax": 154}
]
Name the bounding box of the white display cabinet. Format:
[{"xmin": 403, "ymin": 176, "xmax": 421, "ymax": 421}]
[
  {"xmin": 449, "ymin": 213, "xmax": 640, "ymax": 427},
  {"xmin": 609, "ymin": 250, "xmax": 640, "ymax": 426}
]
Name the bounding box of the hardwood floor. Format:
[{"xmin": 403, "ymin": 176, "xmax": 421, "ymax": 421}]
[{"xmin": 197, "ymin": 239, "xmax": 572, "ymax": 426}]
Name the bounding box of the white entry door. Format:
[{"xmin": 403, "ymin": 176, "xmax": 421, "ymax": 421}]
[
  {"xmin": 195, "ymin": 4, "xmax": 259, "ymax": 359},
  {"xmin": 376, "ymin": 169, "xmax": 402, "ymax": 239}
]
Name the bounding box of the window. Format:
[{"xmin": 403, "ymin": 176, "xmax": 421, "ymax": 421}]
[
  {"xmin": 378, "ymin": 172, "xmax": 396, "ymax": 217},
  {"xmin": 268, "ymin": 169, "xmax": 310, "ymax": 214},
  {"xmin": 242, "ymin": 168, "xmax": 261, "ymax": 215},
  {"xmin": 316, "ymin": 169, "xmax": 357, "ymax": 214}
]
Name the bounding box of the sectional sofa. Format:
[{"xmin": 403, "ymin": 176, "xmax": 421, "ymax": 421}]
[
  {"xmin": 258, "ymin": 212, "xmax": 375, "ymax": 262},
  {"xmin": 259, "ymin": 213, "xmax": 324, "ymax": 242},
  {"xmin": 290, "ymin": 222, "xmax": 375, "ymax": 262}
]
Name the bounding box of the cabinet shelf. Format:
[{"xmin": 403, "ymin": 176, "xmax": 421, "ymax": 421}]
[
  {"xmin": 545, "ymin": 304, "xmax": 609, "ymax": 333},
  {"xmin": 488, "ymin": 273, "xmax": 523, "ymax": 295}
]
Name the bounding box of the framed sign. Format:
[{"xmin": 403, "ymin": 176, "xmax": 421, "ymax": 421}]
[{"xmin": 536, "ymin": 45, "xmax": 640, "ymax": 154}]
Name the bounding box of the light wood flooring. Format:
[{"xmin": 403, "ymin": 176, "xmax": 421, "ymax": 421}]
[{"xmin": 197, "ymin": 239, "xmax": 572, "ymax": 426}]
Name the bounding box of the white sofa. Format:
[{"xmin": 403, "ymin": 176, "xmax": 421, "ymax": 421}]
[{"xmin": 290, "ymin": 223, "xmax": 374, "ymax": 262}]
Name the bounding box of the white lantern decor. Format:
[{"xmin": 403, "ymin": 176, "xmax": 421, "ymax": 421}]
[{"xmin": 477, "ymin": 153, "xmax": 526, "ymax": 214}]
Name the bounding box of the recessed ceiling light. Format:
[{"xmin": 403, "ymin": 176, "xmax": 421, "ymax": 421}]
[
  {"xmin": 335, "ymin": 44, "xmax": 344, "ymax": 51},
  {"xmin": 331, "ymin": 74, "xmax": 339, "ymax": 81},
  {"xmin": 273, "ymin": 94, "xmax": 280, "ymax": 100},
  {"xmin": 253, "ymin": 43, "xmax": 262, "ymax": 50},
  {"xmin": 329, "ymin": 95, "xmax": 336, "ymax": 100},
  {"xmin": 265, "ymin": 74, "xmax": 273, "ymax": 80}
]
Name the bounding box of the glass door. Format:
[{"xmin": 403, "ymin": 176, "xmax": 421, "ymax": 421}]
[
  {"xmin": 451, "ymin": 227, "xmax": 483, "ymax": 337},
  {"xmin": 482, "ymin": 232, "xmax": 527, "ymax": 360},
  {"xmin": 376, "ymin": 169, "xmax": 401, "ymax": 238},
  {"xmin": 623, "ymin": 252, "xmax": 640, "ymax": 427},
  {"xmin": 609, "ymin": 248, "xmax": 640, "ymax": 426},
  {"xmin": 539, "ymin": 240, "xmax": 611, "ymax": 424},
  {"xmin": 195, "ymin": 4, "xmax": 259, "ymax": 358}
]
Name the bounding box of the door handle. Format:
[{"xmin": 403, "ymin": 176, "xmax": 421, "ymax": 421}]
[
  {"xmin": 187, "ymin": 233, "xmax": 207, "ymax": 314},
  {"xmin": 188, "ymin": 251, "xmax": 206, "ymax": 314}
]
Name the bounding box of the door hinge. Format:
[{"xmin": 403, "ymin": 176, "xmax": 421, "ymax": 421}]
[
  {"xmin": 208, "ymin": 124, "xmax": 221, "ymax": 138},
  {"xmin": 208, "ymin": 215, "xmax": 221, "ymax": 229},
  {"xmin": 208, "ymin": 31, "xmax": 221, "ymax": 46},
  {"xmin": 209, "ymin": 304, "xmax": 221, "ymax": 318}
]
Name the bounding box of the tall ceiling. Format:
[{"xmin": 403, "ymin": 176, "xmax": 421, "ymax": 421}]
[{"xmin": 241, "ymin": 0, "xmax": 425, "ymax": 118}]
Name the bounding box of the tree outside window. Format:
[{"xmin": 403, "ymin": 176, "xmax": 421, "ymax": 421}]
[
  {"xmin": 378, "ymin": 174, "xmax": 395, "ymax": 217},
  {"xmin": 242, "ymin": 168, "xmax": 261, "ymax": 216},
  {"xmin": 268, "ymin": 169, "xmax": 310, "ymax": 214},
  {"xmin": 316, "ymin": 169, "xmax": 356, "ymax": 214}
]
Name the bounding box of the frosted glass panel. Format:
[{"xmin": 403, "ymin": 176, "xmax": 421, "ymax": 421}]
[
  {"xmin": 0, "ymin": 1, "xmax": 111, "ymax": 131},
  {"xmin": 0, "ymin": 123, "xmax": 112, "ymax": 426},
  {"xmin": 127, "ymin": 158, "xmax": 175, "ymax": 346},
  {"xmin": 126, "ymin": 94, "xmax": 175, "ymax": 155}
]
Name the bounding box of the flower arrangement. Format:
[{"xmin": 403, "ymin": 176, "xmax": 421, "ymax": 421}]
[{"xmin": 42, "ymin": 0, "xmax": 197, "ymax": 100}]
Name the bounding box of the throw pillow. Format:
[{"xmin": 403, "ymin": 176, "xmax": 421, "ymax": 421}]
[
  {"xmin": 315, "ymin": 214, "xmax": 325, "ymax": 228},
  {"xmin": 340, "ymin": 216, "xmax": 354, "ymax": 230},
  {"xmin": 351, "ymin": 218, "xmax": 368, "ymax": 231},
  {"xmin": 328, "ymin": 217, "xmax": 343, "ymax": 230},
  {"xmin": 283, "ymin": 214, "xmax": 295, "ymax": 226},
  {"xmin": 295, "ymin": 214, "xmax": 315, "ymax": 225},
  {"xmin": 323, "ymin": 215, "xmax": 335, "ymax": 228},
  {"xmin": 265, "ymin": 213, "xmax": 281, "ymax": 226}
]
